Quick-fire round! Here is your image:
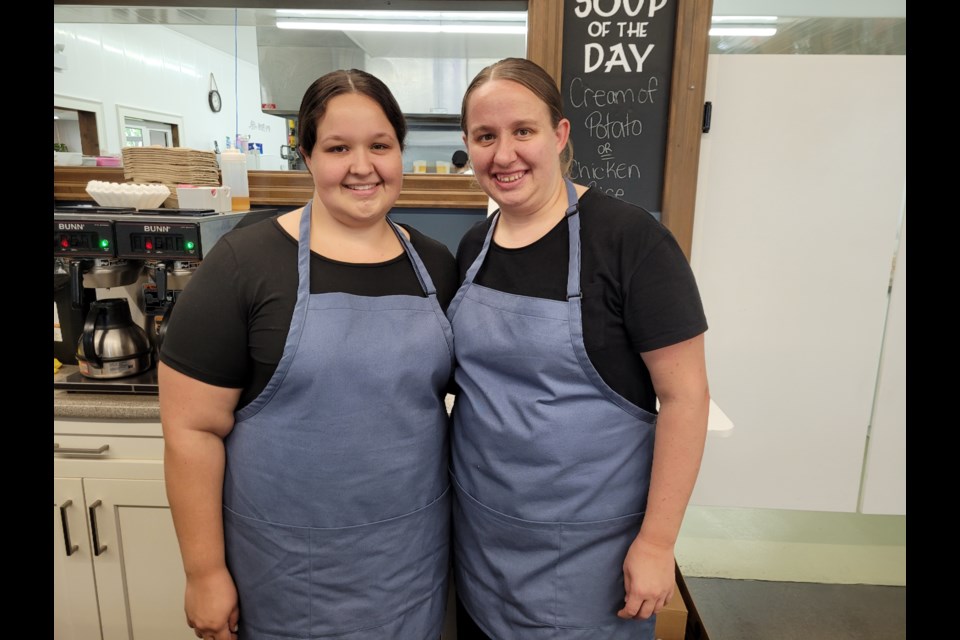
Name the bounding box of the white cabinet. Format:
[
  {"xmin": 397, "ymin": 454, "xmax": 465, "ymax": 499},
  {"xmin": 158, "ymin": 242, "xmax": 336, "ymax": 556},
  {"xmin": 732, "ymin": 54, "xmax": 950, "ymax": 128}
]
[
  {"xmin": 54, "ymin": 477, "xmax": 102, "ymax": 640},
  {"xmin": 54, "ymin": 419, "xmax": 194, "ymax": 640}
]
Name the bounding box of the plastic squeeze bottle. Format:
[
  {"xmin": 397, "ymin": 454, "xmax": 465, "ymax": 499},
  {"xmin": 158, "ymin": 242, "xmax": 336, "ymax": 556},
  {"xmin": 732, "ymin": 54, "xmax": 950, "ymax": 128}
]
[{"xmin": 220, "ymin": 149, "xmax": 250, "ymax": 211}]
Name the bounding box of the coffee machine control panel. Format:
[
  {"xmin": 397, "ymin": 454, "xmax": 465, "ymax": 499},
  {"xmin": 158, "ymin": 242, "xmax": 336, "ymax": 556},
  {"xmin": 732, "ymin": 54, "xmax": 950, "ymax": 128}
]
[
  {"xmin": 114, "ymin": 222, "xmax": 201, "ymax": 259},
  {"xmin": 53, "ymin": 220, "xmax": 115, "ymax": 257}
]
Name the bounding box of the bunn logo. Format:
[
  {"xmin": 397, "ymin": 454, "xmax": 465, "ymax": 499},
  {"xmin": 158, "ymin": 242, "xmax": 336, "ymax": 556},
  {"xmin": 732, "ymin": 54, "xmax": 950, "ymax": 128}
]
[
  {"xmin": 58, "ymin": 223, "xmax": 85, "ymax": 230},
  {"xmin": 144, "ymin": 225, "xmax": 171, "ymax": 233}
]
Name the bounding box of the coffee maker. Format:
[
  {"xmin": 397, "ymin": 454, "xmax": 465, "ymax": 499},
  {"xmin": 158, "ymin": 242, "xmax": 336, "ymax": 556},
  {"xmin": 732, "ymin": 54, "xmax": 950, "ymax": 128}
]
[
  {"xmin": 53, "ymin": 214, "xmax": 144, "ymax": 367},
  {"xmin": 54, "ymin": 204, "xmax": 277, "ymax": 392}
]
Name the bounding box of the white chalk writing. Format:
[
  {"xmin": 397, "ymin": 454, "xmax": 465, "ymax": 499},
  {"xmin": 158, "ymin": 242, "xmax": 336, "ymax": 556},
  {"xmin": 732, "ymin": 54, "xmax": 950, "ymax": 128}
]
[
  {"xmin": 569, "ymin": 76, "xmax": 659, "ymax": 108},
  {"xmin": 574, "ymin": 0, "xmax": 668, "ymax": 19}
]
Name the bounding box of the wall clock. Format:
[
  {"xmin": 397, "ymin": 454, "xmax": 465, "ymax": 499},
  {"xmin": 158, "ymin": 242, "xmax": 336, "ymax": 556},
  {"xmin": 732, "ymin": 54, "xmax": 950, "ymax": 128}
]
[{"xmin": 208, "ymin": 73, "xmax": 222, "ymax": 113}]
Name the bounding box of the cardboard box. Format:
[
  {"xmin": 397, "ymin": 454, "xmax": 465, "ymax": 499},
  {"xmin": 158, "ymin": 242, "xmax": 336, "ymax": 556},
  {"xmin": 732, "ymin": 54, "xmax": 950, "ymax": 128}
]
[{"xmin": 654, "ymin": 579, "xmax": 688, "ymax": 640}]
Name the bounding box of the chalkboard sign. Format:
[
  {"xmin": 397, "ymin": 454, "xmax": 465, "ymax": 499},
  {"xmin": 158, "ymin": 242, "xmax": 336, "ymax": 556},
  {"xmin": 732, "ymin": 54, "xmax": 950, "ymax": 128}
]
[{"xmin": 560, "ymin": 0, "xmax": 678, "ymax": 217}]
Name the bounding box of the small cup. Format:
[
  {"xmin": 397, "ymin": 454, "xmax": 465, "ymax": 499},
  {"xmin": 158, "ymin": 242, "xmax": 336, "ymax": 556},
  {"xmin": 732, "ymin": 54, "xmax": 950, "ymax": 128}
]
[
  {"xmin": 435, "ymin": 161, "xmax": 451, "ymax": 174},
  {"xmin": 413, "ymin": 160, "xmax": 427, "ymax": 173}
]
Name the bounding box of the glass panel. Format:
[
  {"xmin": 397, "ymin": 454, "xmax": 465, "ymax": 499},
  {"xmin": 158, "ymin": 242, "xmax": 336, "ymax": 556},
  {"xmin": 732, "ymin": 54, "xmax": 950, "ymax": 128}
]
[
  {"xmin": 258, "ymin": 10, "xmax": 527, "ymax": 115},
  {"xmin": 55, "ymin": 110, "xmax": 80, "ymax": 153},
  {"xmin": 125, "ymin": 126, "xmax": 144, "ymax": 146},
  {"xmin": 149, "ymin": 130, "xmax": 167, "ymax": 146},
  {"xmin": 709, "ymin": 16, "xmax": 905, "ymax": 55},
  {"xmin": 254, "ymin": 7, "xmax": 527, "ymax": 171}
]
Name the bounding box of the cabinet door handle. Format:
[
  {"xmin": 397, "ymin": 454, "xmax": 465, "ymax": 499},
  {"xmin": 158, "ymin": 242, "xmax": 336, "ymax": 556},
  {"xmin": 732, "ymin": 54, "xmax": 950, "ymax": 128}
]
[
  {"xmin": 88, "ymin": 499, "xmax": 108, "ymax": 556},
  {"xmin": 58, "ymin": 499, "xmax": 79, "ymax": 557},
  {"xmin": 53, "ymin": 443, "xmax": 110, "ymax": 455}
]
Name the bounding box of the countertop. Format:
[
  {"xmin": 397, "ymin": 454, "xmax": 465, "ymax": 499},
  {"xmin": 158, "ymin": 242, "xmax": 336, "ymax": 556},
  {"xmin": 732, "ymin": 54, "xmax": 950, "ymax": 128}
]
[
  {"xmin": 53, "ymin": 366, "xmax": 728, "ymax": 433},
  {"xmin": 54, "ymin": 365, "xmax": 160, "ymax": 421},
  {"xmin": 55, "ymin": 166, "xmax": 488, "ymax": 209},
  {"xmin": 52, "ymin": 365, "xmax": 447, "ymax": 422}
]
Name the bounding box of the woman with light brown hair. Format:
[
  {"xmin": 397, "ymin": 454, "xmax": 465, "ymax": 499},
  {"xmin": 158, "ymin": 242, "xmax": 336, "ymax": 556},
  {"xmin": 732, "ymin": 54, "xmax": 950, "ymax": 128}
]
[{"xmin": 448, "ymin": 57, "xmax": 710, "ymax": 639}]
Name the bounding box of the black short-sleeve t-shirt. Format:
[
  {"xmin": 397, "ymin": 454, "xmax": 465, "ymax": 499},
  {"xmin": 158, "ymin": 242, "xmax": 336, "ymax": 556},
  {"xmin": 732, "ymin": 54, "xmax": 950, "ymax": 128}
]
[
  {"xmin": 160, "ymin": 216, "xmax": 458, "ymax": 410},
  {"xmin": 455, "ymin": 188, "xmax": 707, "ymax": 413}
]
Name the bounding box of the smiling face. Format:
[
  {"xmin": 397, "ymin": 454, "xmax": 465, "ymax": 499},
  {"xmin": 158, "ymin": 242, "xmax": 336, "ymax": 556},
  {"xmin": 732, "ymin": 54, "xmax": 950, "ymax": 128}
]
[
  {"xmin": 463, "ymin": 79, "xmax": 570, "ymax": 218},
  {"xmin": 302, "ymin": 92, "xmax": 403, "ymax": 227}
]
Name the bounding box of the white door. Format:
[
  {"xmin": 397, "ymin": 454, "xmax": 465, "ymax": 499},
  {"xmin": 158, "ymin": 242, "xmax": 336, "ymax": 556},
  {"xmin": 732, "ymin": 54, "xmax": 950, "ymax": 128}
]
[
  {"xmin": 689, "ymin": 54, "xmax": 906, "ymax": 512},
  {"xmin": 860, "ymin": 216, "xmax": 906, "ymax": 514},
  {"xmin": 84, "ymin": 477, "xmax": 194, "ymax": 640}
]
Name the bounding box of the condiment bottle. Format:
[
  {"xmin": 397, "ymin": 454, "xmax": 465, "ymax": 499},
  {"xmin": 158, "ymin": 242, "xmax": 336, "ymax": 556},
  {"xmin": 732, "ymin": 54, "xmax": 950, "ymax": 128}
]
[{"xmin": 220, "ymin": 149, "xmax": 250, "ymax": 211}]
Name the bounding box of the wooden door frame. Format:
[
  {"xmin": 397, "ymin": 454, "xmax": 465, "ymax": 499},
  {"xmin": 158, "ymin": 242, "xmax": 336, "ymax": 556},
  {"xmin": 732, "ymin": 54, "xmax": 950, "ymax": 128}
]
[{"xmin": 527, "ymin": 0, "xmax": 713, "ymax": 259}]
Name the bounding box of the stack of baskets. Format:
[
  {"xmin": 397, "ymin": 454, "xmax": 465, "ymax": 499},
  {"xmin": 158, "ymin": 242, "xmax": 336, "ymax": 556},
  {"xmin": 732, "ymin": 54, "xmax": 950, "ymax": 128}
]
[{"xmin": 121, "ymin": 146, "xmax": 220, "ymax": 208}]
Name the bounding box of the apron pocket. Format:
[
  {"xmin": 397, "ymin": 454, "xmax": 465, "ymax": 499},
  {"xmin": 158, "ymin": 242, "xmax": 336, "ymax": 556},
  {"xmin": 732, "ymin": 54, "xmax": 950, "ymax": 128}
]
[
  {"xmin": 223, "ymin": 507, "xmax": 311, "ymax": 637},
  {"xmin": 307, "ymin": 489, "xmax": 450, "ymax": 636},
  {"xmin": 452, "ymin": 479, "xmax": 562, "ymax": 628},
  {"xmin": 226, "ymin": 488, "xmax": 450, "ymax": 638},
  {"xmin": 556, "ymin": 512, "xmax": 644, "ymax": 628},
  {"xmin": 454, "ymin": 479, "xmax": 644, "ymax": 630}
]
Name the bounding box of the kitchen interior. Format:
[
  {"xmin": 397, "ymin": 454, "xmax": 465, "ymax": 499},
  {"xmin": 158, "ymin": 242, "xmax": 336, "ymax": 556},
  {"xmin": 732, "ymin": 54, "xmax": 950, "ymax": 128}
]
[
  {"xmin": 54, "ymin": 2, "xmax": 906, "ymax": 639},
  {"xmin": 54, "ymin": 1, "xmax": 526, "ymax": 381},
  {"xmin": 54, "ymin": 3, "xmax": 526, "ymax": 639}
]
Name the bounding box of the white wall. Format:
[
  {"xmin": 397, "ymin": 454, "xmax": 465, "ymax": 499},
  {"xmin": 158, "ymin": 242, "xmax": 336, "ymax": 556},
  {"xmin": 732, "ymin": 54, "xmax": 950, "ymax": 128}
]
[
  {"xmin": 53, "ymin": 23, "xmax": 286, "ymax": 158},
  {"xmin": 689, "ymin": 55, "xmax": 906, "ymax": 513}
]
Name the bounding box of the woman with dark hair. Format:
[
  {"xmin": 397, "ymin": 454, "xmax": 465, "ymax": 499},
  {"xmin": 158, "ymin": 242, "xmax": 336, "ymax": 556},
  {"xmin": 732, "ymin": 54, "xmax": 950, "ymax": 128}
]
[
  {"xmin": 448, "ymin": 57, "xmax": 710, "ymax": 639},
  {"xmin": 160, "ymin": 69, "xmax": 456, "ymax": 640}
]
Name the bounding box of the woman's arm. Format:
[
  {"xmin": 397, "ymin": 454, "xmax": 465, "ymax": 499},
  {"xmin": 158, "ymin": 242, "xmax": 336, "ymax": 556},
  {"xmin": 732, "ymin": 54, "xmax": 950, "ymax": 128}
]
[
  {"xmin": 160, "ymin": 362, "xmax": 244, "ymax": 640},
  {"xmin": 617, "ymin": 333, "xmax": 709, "ymax": 620}
]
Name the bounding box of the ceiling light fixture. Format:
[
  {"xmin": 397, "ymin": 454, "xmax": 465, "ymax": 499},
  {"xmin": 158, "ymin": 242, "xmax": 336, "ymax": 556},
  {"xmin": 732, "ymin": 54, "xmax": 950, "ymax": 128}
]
[
  {"xmin": 711, "ymin": 15, "xmax": 778, "ymax": 24},
  {"xmin": 275, "ymin": 10, "xmax": 527, "ymax": 35},
  {"xmin": 709, "ymin": 26, "xmax": 777, "ymax": 37},
  {"xmin": 276, "ymin": 21, "xmax": 526, "ymax": 34},
  {"xmin": 276, "ymin": 10, "xmax": 523, "ymax": 21},
  {"xmin": 709, "ymin": 15, "xmax": 778, "ymax": 37}
]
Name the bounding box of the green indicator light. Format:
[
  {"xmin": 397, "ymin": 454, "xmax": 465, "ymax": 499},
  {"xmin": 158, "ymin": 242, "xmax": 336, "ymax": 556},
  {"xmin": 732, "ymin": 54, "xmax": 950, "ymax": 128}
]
[
  {"xmin": 99, "ymin": 239, "xmax": 110, "ymax": 249},
  {"xmin": 185, "ymin": 241, "xmax": 196, "ymax": 250}
]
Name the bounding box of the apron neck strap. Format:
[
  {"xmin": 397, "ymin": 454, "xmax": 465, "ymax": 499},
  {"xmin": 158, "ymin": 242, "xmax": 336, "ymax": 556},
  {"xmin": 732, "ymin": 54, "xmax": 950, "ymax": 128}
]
[
  {"xmin": 564, "ymin": 179, "xmax": 579, "ymax": 217},
  {"xmin": 462, "ymin": 210, "xmax": 498, "ymax": 287},
  {"xmin": 563, "ymin": 179, "xmax": 582, "ymax": 300},
  {"xmin": 463, "ymin": 179, "xmax": 582, "ymax": 298},
  {"xmin": 388, "ymin": 218, "xmax": 437, "ymax": 296},
  {"xmin": 297, "ymin": 201, "xmax": 314, "ymax": 299},
  {"xmin": 297, "ymin": 203, "xmax": 437, "ymax": 297}
]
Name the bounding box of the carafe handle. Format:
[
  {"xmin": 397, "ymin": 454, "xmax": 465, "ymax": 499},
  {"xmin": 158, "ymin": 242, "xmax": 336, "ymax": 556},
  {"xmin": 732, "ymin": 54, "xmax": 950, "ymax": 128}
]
[
  {"xmin": 156, "ymin": 301, "xmax": 175, "ymax": 352},
  {"xmin": 70, "ymin": 260, "xmax": 91, "ymax": 309},
  {"xmin": 80, "ymin": 304, "xmax": 105, "ymax": 368},
  {"xmin": 154, "ymin": 262, "xmax": 167, "ymax": 302}
]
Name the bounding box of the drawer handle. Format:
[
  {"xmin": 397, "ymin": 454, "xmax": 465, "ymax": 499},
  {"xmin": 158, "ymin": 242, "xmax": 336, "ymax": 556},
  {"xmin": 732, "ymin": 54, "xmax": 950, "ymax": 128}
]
[
  {"xmin": 54, "ymin": 443, "xmax": 110, "ymax": 455},
  {"xmin": 58, "ymin": 499, "xmax": 79, "ymax": 557},
  {"xmin": 88, "ymin": 499, "xmax": 108, "ymax": 556}
]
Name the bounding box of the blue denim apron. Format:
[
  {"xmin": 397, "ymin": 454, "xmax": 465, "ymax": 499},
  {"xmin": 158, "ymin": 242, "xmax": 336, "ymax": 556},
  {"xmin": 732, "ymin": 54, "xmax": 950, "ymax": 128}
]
[
  {"xmin": 448, "ymin": 180, "xmax": 657, "ymax": 639},
  {"xmin": 223, "ymin": 202, "xmax": 453, "ymax": 639}
]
